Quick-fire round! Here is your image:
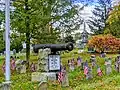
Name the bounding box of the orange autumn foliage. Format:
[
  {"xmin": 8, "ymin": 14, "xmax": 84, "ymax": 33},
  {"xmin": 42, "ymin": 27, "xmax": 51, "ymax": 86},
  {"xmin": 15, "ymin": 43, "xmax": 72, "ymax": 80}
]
[{"xmin": 88, "ymin": 34, "xmax": 120, "ymax": 52}]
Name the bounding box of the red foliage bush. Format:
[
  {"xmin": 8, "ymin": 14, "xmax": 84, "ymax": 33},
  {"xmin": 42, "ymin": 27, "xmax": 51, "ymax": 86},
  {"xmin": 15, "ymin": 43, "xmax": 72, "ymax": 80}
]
[{"xmin": 88, "ymin": 34, "xmax": 120, "ymax": 52}]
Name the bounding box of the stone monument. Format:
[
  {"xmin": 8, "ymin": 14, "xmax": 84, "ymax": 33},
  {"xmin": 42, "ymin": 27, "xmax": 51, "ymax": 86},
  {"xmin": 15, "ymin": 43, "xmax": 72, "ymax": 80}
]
[
  {"xmin": 37, "ymin": 48, "xmax": 51, "ymax": 72},
  {"xmin": 32, "ymin": 42, "xmax": 74, "ymax": 86}
]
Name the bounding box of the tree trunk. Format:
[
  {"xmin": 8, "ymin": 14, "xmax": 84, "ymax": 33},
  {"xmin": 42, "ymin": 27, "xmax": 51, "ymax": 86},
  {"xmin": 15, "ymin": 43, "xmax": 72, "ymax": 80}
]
[
  {"xmin": 25, "ymin": 0, "xmax": 30, "ymax": 67},
  {"xmin": 26, "ymin": 33, "xmax": 30, "ymax": 68}
]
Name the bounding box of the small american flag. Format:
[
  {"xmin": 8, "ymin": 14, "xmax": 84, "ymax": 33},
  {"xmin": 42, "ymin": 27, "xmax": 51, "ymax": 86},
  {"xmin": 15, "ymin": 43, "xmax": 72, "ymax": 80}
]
[
  {"xmin": 11, "ymin": 59, "xmax": 16, "ymax": 70},
  {"xmin": 97, "ymin": 67, "xmax": 102, "ymax": 76},
  {"xmin": 84, "ymin": 66, "xmax": 88, "ymax": 75},
  {"xmin": 58, "ymin": 72, "xmax": 63, "ymax": 84},
  {"xmin": 2, "ymin": 64, "xmax": 5, "ymax": 73}
]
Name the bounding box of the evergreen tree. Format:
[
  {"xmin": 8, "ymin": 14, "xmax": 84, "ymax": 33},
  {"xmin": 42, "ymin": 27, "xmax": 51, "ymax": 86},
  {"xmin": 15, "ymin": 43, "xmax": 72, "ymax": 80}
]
[{"xmin": 87, "ymin": 0, "xmax": 112, "ymax": 35}]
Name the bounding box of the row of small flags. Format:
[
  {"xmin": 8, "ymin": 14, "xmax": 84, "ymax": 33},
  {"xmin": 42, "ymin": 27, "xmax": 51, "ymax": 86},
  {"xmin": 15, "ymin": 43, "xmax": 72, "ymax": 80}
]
[
  {"xmin": 58, "ymin": 64, "xmax": 103, "ymax": 83},
  {"xmin": 84, "ymin": 65, "xmax": 102, "ymax": 76}
]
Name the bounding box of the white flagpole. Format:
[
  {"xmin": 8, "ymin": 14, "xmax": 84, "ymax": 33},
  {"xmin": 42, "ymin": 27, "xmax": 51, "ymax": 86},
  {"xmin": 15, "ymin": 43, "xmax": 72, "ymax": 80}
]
[
  {"xmin": 3, "ymin": 0, "xmax": 11, "ymax": 89},
  {"xmin": 5, "ymin": 0, "xmax": 10, "ymax": 82}
]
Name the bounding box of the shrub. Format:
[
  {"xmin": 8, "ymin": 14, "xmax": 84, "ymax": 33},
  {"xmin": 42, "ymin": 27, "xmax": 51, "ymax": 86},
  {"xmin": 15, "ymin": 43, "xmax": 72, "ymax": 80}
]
[{"xmin": 88, "ymin": 34, "xmax": 120, "ymax": 53}]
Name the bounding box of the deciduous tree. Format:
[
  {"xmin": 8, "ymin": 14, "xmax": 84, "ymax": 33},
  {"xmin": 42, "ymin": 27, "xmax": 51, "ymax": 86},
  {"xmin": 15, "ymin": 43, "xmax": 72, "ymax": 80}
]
[
  {"xmin": 105, "ymin": 3, "xmax": 120, "ymax": 38},
  {"xmin": 11, "ymin": 0, "xmax": 80, "ymax": 65}
]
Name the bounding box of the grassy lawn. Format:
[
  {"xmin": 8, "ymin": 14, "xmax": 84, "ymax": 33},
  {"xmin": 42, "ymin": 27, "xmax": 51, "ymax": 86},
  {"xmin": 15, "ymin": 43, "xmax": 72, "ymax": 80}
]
[{"xmin": 0, "ymin": 49, "xmax": 120, "ymax": 90}]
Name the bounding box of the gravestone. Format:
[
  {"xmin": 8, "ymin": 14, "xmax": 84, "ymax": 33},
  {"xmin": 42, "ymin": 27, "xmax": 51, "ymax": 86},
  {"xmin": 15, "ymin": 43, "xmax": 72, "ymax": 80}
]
[
  {"xmin": 77, "ymin": 57, "xmax": 82, "ymax": 67},
  {"xmin": 38, "ymin": 81, "xmax": 48, "ymax": 90},
  {"xmin": 13, "ymin": 49, "xmax": 16, "ymax": 56},
  {"xmin": 15, "ymin": 60, "xmax": 23, "ymax": 73},
  {"xmin": 90, "ymin": 55, "xmax": 96, "ymax": 68},
  {"xmin": 115, "ymin": 57, "xmax": 118, "ymax": 72},
  {"xmin": 69, "ymin": 59, "xmax": 75, "ymax": 71},
  {"xmin": 84, "ymin": 60, "xmax": 88, "ymax": 67},
  {"xmin": 0, "ymin": 53, "xmax": 2, "ymax": 56},
  {"xmin": 61, "ymin": 67, "xmax": 69, "ymax": 87},
  {"xmin": 20, "ymin": 61, "xmax": 27, "ymax": 73},
  {"xmin": 86, "ymin": 67, "xmax": 93, "ymax": 79},
  {"xmin": 20, "ymin": 64, "xmax": 26, "ymax": 73},
  {"xmin": 117, "ymin": 56, "xmax": 120, "ymax": 72},
  {"xmin": 105, "ymin": 58, "xmax": 112, "ymax": 75},
  {"xmin": 100, "ymin": 52, "xmax": 106, "ymax": 58}
]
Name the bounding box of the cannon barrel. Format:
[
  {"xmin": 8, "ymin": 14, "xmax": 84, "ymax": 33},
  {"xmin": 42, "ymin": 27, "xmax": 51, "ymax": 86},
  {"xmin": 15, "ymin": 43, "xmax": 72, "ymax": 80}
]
[{"xmin": 33, "ymin": 42, "xmax": 74, "ymax": 53}]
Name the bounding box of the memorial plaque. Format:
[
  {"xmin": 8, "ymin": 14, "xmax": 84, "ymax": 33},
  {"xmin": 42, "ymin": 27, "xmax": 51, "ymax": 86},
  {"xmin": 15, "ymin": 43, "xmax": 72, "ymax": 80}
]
[{"xmin": 48, "ymin": 55, "xmax": 60, "ymax": 71}]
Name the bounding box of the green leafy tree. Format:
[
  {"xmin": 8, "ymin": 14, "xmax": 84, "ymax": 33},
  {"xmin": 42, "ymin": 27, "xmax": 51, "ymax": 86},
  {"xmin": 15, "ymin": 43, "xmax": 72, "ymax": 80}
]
[
  {"xmin": 105, "ymin": 3, "xmax": 120, "ymax": 38},
  {"xmin": 0, "ymin": 30, "xmax": 5, "ymax": 53},
  {"xmin": 10, "ymin": 31, "xmax": 25, "ymax": 53},
  {"xmin": 0, "ymin": 11, "xmax": 5, "ymax": 53},
  {"xmin": 74, "ymin": 32, "xmax": 81, "ymax": 41},
  {"xmin": 11, "ymin": 0, "xmax": 79, "ymax": 65},
  {"xmin": 64, "ymin": 35, "xmax": 75, "ymax": 43}
]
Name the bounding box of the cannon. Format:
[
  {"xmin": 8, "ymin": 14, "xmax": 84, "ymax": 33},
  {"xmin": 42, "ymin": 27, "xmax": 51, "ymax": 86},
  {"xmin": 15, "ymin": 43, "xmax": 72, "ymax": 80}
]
[
  {"xmin": 32, "ymin": 42, "xmax": 74, "ymax": 54},
  {"xmin": 32, "ymin": 42, "xmax": 74, "ymax": 72}
]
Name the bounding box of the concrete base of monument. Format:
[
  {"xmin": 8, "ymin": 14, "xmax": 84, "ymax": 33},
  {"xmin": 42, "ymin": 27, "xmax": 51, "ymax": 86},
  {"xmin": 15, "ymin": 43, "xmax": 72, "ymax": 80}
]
[
  {"xmin": 31, "ymin": 72, "xmax": 57, "ymax": 83},
  {"xmin": 42, "ymin": 72, "xmax": 57, "ymax": 81}
]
